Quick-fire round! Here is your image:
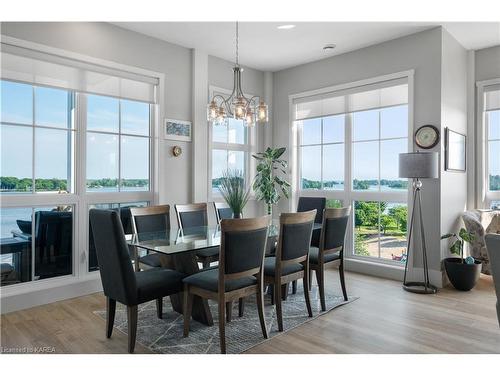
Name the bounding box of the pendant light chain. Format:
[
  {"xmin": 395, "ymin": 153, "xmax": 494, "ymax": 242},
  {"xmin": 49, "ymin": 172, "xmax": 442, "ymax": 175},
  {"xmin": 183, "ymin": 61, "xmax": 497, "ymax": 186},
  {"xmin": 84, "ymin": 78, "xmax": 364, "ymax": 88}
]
[{"xmin": 235, "ymin": 21, "xmax": 239, "ymax": 67}]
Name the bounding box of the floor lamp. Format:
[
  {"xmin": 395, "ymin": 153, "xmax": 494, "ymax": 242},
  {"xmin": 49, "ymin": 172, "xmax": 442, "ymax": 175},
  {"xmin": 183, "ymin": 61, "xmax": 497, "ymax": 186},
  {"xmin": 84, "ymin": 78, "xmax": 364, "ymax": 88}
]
[{"xmin": 399, "ymin": 151, "xmax": 439, "ymax": 294}]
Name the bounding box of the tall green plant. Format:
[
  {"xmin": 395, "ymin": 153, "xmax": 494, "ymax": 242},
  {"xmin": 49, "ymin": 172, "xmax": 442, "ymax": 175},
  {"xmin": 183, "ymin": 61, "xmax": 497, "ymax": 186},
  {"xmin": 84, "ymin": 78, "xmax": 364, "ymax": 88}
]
[
  {"xmin": 218, "ymin": 169, "xmax": 250, "ymax": 218},
  {"xmin": 441, "ymin": 228, "xmax": 475, "ymax": 263},
  {"xmin": 252, "ymin": 147, "xmax": 291, "ymax": 215}
]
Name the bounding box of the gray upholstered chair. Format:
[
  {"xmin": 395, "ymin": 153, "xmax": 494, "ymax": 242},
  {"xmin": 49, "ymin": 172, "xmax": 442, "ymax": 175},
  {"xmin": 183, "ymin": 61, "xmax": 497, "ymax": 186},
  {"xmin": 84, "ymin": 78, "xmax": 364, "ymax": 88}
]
[
  {"xmin": 182, "ymin": 216, "xmax": 270, "ymax": 353},
  {"xmin": 175, "ymin": 203, "xmax": 219, "ymax": 268},
  {"xmin": 264, "ymin": 210, "xmax": 316, "ymax": 332},
  {"xmin": 130, "ymin": 205, "xmax": 171, "ymax": 271},
  {"xmin": 462, "ymin": 209, "xmax": 500, "ymax": 274},
  {"xmin": 309, "ymin": 207, "xmax": 351, "ymax": 310},
  {"xmin": 89, "ymin": 209, "xmax": 185, "ymax": 353},
  {"xmin": 213, "ymin": 202, "xmax": 234, "ymax": 224},
  {"xmin": 485, "ymin": 234, "xmax": 500, "ymax": 327}
]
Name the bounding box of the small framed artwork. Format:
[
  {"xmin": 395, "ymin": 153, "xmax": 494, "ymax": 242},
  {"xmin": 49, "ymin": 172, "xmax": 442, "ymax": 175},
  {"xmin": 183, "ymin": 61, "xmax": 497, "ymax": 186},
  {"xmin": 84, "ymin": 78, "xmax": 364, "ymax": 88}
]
[
  {"xmin": 445, "ymin": 128, "xmax": 466, "ymax": 172},
  {"xmin": 164, "ymin": 118, "xmax": 192, "ymax": 142}
]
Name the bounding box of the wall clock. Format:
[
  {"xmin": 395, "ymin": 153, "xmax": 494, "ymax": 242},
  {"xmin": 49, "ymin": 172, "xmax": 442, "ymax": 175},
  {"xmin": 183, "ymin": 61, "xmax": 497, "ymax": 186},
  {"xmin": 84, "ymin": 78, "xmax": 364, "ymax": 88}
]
[{"xmin": 415, "ymin": 125, "xmax": 440, "ymax": 149}]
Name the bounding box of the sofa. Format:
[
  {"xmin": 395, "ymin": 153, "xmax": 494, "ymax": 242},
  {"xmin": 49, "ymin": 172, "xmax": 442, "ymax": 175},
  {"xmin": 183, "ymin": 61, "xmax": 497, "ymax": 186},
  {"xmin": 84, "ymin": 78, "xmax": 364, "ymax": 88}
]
[{"xmin": 462, "ymin": 209, "xmax": 500, "ymax": 275}]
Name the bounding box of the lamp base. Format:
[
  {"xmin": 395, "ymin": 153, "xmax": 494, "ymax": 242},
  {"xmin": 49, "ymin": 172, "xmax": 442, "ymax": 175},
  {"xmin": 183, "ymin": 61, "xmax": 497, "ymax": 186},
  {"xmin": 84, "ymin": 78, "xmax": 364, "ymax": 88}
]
[{"xmin": 403, "ymin": 281, "xmax": 438, "ymax": 294}]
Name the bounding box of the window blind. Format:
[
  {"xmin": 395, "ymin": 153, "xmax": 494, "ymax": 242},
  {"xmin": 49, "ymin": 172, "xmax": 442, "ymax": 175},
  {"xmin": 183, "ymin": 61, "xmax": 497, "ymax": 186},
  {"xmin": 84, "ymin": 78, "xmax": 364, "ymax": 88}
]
[
  {"xmin": 484, "ymin": 84, "xmax": 500, "ymax": 112},
  {"xmin": 1, "ymin": 43, "xmax": 158, "ymax": 103},
  {"xmin": 293, "ymin": 77, "xmax": 408, "ymax": 121}
]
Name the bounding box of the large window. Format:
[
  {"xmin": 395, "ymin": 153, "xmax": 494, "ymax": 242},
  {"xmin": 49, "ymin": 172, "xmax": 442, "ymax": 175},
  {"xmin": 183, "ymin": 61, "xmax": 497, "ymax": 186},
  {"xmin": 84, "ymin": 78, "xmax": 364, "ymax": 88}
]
[
  {"xmin": 480, "ymin": 83, "xmax": 500, "ymax": 209},
  {"xmin": 294, "ymin": 76, "xmax": 410, "ymax": 264},
  {"xmin": 0, "ymin": 45, "xmax": 158, "ymax": 289}
]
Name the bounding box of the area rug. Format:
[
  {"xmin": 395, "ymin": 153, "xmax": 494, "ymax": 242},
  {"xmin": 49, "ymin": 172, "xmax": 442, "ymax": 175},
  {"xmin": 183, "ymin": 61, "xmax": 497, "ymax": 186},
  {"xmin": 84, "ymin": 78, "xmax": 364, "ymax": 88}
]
[{"xmin": 94, "ymin": 285, "xmax": 358, "ymax": 354}]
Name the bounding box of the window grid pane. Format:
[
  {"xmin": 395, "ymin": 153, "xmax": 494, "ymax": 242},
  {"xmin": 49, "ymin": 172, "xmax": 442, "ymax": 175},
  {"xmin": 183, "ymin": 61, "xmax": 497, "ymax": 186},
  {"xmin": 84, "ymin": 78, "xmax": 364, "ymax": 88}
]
[
  {"xmin": 86, "ymin": 95, "xmax": 151, "ymax": 192},
  {"xmin": 211, "ymin": 116, "xmax": 249, "ymax": 196},
  {"xmin": 354, "ymin": 201, "xmax": 408, "ymax": 263},
  {"xmin": 299, "ymin": 117, "xmax": 345, "ymax": 190},
  {"xmin": 1, "ymin": 81, "xmax": 76, "ymax": 195}
]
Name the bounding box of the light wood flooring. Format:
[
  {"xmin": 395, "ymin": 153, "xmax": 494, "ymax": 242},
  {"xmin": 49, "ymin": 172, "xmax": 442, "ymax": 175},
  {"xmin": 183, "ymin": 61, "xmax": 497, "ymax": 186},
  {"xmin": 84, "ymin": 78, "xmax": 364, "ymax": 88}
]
[{"xmin": 2, "ymin": 269, "xmax": 499, "ymax": 354}]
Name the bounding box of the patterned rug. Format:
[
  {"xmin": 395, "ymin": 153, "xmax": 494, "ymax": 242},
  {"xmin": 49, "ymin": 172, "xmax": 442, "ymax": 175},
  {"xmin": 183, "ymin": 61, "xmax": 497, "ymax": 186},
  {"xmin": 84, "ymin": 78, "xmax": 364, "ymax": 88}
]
[{"xmin": 94, "ymin": 285, "xmax": 358, "ymax": 354}]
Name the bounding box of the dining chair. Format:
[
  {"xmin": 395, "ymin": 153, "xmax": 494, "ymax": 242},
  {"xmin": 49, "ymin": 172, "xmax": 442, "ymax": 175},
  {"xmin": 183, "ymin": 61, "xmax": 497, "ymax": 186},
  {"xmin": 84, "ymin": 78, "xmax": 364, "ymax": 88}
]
[
  {"xmin": 264, "ymin": 210, "xmax": 316, "ymax": 332},
  {"xmin": 309, "ymin": 207, "xmax": 351, "ymax": 310},
  {"xmin": 485, "ymin": 234, "xmax": 500, "ymax": 327},
  {"xmin": 175, "ymin": 203, "xmax": 219, "ymax": 268},
  {"xmin": 130, "ymin": 205, "xmax": 171, "ymax": 272},
  {"xmin": 182, "ymin": 215, "xmax": 270, "ymax": 353},
  {"xmin": 290, "ymin": 197, "xmax": 327, "ymax": 294},
  {"xmin": 213, "ymin": 202, "xmax": 234, "ymax": 224},
  {"xmin": 89, "ymin": 209, "xmax": 185, "ymax": 353}
]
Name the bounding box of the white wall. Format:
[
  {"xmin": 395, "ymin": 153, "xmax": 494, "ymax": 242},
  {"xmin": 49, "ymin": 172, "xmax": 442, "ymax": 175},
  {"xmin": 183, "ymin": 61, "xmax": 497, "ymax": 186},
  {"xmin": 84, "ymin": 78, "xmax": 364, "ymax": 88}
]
[
  {"xmin": 272, "ymin": 28, "xmax": 444, "ymax": 281},
  {"xmin": 440, "ymin": 29, "xmax": 469, "ymax": 265},
  {"xmin": 475, "ymin": 45, "xmax": 500, "ymax": 82}
]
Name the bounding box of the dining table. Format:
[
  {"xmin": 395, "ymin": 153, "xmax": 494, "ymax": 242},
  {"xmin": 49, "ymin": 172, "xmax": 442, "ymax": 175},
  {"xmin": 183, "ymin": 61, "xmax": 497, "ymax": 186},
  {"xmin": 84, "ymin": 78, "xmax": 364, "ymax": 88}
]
[{"xmin": 128, "ymin": 221, "xmax": 322, "ymax": 326}]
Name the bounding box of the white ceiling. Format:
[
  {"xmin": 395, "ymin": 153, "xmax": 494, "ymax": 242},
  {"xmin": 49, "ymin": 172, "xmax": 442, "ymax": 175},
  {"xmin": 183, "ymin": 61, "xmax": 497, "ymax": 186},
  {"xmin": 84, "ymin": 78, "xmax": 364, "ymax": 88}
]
[{"xmin": 112, "ymin": 22, "xmax": 500, "ymax": 71}]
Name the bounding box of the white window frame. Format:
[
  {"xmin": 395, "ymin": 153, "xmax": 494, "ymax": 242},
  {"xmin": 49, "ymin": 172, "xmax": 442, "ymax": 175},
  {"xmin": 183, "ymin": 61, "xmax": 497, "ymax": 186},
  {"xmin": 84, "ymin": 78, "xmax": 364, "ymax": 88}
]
[
  {"xmin": 289, "ymin": 70, "xmax": 414, "ymax": 269},
  {"xmin": 0, "ymin": 35, "xmax": 164, "ymax": 307},
  {"xmin": 207, "ymin": 85, "xmax": 257, "ymax": 201},
  {"xmin": 476, "ymin": 78, "xmax": 500, "ymax": 209}
]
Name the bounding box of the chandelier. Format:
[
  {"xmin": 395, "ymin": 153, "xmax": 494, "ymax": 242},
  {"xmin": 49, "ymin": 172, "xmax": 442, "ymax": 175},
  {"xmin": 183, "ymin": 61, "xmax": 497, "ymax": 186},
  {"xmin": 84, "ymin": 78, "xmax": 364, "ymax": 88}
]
[{"xmin": 207, "ymin": 22, "xmax": 268, "ymax": 127}]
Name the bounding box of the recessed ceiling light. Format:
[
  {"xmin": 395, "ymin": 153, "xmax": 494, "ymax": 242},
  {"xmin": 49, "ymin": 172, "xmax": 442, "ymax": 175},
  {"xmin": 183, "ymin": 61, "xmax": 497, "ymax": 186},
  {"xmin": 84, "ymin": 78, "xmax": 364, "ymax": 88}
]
[
  {"xmin": 277, "ymin": 24, "xmax": 296, "ymax": 30},
  {"xmin": 323, "ymin": 44, "xmax": 336, "ymax": 51}
]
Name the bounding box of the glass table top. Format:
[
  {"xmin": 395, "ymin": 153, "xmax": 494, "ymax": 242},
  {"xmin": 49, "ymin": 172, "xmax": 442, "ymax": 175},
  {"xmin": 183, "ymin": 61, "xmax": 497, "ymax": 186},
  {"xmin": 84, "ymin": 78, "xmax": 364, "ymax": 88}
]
[{"xmin": 127, "ymin": 222, "xmax": 321, "ymax": 256}]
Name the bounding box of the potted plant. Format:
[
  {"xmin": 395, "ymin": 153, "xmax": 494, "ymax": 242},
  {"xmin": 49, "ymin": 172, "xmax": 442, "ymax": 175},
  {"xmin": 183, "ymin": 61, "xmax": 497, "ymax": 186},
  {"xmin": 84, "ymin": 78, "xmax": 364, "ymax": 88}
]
[
  {"xmin": 441, "ymin": 228, "xmax": 481, "ymax": 291},
  {"xmin": 252, "ymin": 147, "xmax": 291, "ymax": 216},
  {"xmin": 218, "ymin": 169, "xmax": 250, "ymax": 219}
]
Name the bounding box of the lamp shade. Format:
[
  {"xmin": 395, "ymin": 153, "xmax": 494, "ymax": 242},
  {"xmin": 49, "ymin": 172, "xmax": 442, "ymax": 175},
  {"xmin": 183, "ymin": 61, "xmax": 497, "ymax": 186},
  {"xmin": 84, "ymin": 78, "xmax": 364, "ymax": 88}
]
[{"xmin": 399, "ymin": 152, "xmax": 438, "ymax": 179}]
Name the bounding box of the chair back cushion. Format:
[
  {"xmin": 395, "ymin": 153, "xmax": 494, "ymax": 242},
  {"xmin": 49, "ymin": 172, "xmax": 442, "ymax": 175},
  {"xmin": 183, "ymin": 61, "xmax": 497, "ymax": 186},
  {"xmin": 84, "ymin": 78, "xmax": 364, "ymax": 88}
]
[
  {"xmin": 134, "ymin": 213, "xmax": 170, "ymax": 234},
  {"xmin": 217, "ymin": 207, "xmax": 234, "ymax": 222},
  {"xmin": 323, "ymin": 216, "xmax": 349, "ymax": 251},
  {"xmin": 223, "ymin": 227, "xmax": 268, "ymax": 275},
  {"xmin": 119, "ymin": 207, "xmax": 133, "ymax": 234},
  {"xmin": 297, "ymin": 197, "xmax": 326, "ymax": 223},
  {"xmin": 179, "ymin": 210, "xmax": 207, "ymax": 229},
  {"xmin": 281, "ymin": 221, "xmax": 314, "ymax": 261},
  {"xmin": 89, "ymin": 209, "xmax": 137, "ymax": 305}
]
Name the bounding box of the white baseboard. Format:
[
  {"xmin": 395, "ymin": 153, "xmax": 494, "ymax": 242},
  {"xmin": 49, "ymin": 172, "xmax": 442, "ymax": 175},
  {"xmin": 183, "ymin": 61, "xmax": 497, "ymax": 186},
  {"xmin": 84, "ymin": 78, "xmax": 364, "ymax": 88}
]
[
  {"xmin": 345, "ymin": 258, "xmax": 405, "ymax": 281},
  {"xmin": 345, "ymin": 258, "xmax": 444, "ymax": 287},
  {"xmin": 1, "ymin": 274, "xmax": 103, "ymax": 314}
]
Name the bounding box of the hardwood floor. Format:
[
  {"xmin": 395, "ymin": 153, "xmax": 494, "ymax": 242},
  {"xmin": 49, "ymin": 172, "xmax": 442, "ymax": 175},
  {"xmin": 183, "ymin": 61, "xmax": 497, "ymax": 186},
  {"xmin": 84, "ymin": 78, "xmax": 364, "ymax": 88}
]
[{"xmin": 1, "ymin": 268, "xmax": 499, "ymax": 354}]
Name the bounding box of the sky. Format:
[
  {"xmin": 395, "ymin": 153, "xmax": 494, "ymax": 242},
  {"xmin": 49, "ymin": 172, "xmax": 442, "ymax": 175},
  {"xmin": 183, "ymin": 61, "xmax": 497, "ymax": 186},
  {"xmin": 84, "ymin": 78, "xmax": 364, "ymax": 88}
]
[{"xmin": 0, "ymin": 80, "xmax": 150, "ymax": 182}]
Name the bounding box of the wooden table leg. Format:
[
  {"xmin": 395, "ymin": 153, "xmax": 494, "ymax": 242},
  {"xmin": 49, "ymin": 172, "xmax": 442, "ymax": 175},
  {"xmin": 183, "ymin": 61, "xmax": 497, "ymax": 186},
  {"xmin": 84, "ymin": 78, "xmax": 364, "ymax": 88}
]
[{"xmin": 170, "ymin": 252, "xmax": 213, "ymax": 326}]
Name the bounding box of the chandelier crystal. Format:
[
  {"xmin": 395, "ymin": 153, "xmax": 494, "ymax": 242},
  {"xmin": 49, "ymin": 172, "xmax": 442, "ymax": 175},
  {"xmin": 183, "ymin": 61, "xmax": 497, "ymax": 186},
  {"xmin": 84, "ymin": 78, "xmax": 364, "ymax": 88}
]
[{"xmin": 207, "ymin": 22, "xmax": 269, "ymax": 127}]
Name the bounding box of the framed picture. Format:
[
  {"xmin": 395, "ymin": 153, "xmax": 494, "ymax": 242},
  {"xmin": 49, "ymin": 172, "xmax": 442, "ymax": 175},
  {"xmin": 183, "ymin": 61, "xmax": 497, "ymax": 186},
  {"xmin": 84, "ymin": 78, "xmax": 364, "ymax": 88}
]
[
  {"xmin": 445, "ymin": 128, "xmax": 466, "ymax": 172},
  {"xmin": 164, "ymin": 118, "xmax": 192, "ymax": 142}
]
